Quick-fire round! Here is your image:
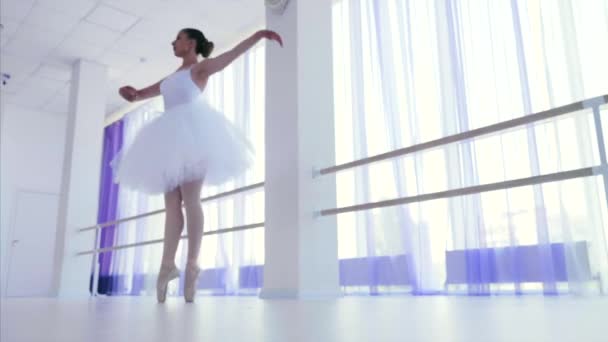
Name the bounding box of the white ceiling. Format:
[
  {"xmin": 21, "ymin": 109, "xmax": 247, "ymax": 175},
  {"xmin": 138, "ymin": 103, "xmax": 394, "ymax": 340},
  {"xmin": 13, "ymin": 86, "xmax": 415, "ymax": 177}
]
[{"xmin": 0, "ymin": 0, "xmax": 264, "ymax": 116}]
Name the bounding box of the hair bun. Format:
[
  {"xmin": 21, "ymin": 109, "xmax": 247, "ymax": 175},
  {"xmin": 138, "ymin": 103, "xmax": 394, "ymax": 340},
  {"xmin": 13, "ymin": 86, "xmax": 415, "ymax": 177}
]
[{"xmin": 203, "ymin": 41, "xmax": 214, "ymax": 58}]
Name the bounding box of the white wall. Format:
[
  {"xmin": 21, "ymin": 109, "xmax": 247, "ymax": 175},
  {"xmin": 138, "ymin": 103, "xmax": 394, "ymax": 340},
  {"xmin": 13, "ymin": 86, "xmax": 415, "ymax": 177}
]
[{"xmin": 0, "ymin": 102, "xmax": 67, "ymax": 297}]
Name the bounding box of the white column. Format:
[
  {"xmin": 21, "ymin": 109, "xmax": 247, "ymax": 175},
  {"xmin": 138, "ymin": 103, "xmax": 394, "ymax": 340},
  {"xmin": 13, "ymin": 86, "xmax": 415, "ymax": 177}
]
[
  {"xmin": 53, "ymin": 60, "xmax": 107, "ymax": 297},
  {"xmin": 262, "ymin": 0, "xmax": 340, "ymax": 299}
]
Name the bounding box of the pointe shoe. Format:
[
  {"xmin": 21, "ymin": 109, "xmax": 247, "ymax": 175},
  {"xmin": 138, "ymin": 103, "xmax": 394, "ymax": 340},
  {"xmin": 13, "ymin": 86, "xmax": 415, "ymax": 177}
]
[
  {"xmin": 156, "ymin": 265, "xmax": 180, "ymax": 303},
  {"xmin": 184, "ymin": 264, "xmax": 201, "ymax": 303}
]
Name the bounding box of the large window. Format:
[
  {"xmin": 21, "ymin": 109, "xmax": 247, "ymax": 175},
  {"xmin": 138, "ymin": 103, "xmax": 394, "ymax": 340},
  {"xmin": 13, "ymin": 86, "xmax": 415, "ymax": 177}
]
[{"xmin": 332, "ymin": 0, "xmax": 608, "ymax": 295}]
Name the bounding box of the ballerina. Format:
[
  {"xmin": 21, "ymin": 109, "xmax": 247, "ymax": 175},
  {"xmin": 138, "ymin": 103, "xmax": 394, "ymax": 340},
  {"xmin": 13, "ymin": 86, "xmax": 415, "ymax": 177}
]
[{"xmin": 114, "ymin": 28, "xmax": 283, "ymax": 303}]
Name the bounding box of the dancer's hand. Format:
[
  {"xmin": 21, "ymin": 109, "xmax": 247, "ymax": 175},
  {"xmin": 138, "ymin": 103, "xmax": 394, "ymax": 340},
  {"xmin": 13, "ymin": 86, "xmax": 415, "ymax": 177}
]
[
  {"xmin": 119, "ymin": 86, "xmax": 138, "ymax": 102},
  {"xmin": 258, "ymin": 30, "xmax": 283, "ymax": 47}
]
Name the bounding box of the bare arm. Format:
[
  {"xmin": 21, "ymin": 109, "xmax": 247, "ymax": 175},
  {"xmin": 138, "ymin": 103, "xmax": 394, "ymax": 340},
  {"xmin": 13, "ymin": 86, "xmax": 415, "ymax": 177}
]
[
  {"xmin": 195, "ymin": 30, "xmax": 282, "ymax": 77},
  {"xmin": 119, "ymin": 80, "xmax": 162, "ymax": 102},
  {"xmin": 135, "ymin": 81, "xmax": 162, "ymax": 101}
]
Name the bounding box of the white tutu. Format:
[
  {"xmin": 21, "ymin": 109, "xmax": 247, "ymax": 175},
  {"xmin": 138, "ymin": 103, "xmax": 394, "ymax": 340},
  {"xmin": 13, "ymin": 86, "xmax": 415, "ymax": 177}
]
[{"xmin": 112, "ymin": 97, "xmax": 254, "ymax": 194}]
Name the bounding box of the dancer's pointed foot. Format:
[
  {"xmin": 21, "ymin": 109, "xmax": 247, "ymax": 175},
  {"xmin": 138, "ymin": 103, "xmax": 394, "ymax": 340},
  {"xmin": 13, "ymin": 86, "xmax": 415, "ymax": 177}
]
[
  {"xmin": 184, "ymin": 264, "xmax": 201, "ymax": 303},
  {"xmin": 157, "ymin": 264, "xmax": 180, "ymax": 303}
]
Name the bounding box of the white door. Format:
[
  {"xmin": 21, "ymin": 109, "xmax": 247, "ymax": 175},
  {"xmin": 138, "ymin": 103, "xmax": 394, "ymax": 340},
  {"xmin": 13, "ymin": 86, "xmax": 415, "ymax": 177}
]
[{"xmin": 5, "ymin": 191, "xmax": 60, "ymax": 297}]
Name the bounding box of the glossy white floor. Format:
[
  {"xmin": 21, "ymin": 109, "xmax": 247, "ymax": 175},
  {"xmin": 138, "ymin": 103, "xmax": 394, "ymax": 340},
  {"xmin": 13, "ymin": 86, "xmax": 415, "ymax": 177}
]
[{"xmin": 2, "ymin": 295, "xmax": 607, "ymax": 342}]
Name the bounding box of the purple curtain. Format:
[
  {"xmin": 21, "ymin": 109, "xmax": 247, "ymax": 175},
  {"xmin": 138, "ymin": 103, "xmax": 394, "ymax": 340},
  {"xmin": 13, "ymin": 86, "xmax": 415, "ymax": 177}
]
[{"xmin": 94, "ymin": 120, "xmax": 123, "ymax": 294}]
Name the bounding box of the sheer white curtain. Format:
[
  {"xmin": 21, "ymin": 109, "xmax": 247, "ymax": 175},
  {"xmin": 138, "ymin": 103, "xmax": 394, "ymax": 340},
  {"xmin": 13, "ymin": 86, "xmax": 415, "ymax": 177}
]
[
  {"xmin": 106, "ymin": 46, "xmax": 265, "ymax": 296},
  {"xmin": 332, "ymin": 0, "xmax": 608, "ymax": 295}
]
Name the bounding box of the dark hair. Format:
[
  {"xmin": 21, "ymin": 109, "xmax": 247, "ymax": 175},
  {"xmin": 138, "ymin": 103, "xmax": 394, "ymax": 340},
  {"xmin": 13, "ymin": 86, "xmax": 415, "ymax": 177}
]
[{"xmin": 182, "ymin": 28, "xmax": 214, "ymax": 58}]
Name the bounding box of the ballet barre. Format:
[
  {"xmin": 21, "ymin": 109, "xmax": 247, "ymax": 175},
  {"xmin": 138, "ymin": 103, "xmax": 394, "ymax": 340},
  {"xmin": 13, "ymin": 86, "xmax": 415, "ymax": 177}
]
[
  {"xmin": 320, "ymin": 167, "xmax": 602, "ymax": 216},
  {"xmin": 84, "ymin": 220, "xmax": 264, "ymax": 296},
  {"xmin": 316, "ymin": 94, "xmax": 608, "ymax": 216},
  {"xmin": 78, "ymin": 222, "xmax": 265, "ymax": 256},
  {"xmin": 318, "ymin": 95, "xmax": 608, "ymax": 176},
  {"xmin": 80, "ymin": 182, "xmax": 264, "ymax": 296},
  {"xmin": 78, "ymin": 181, "xmax": 265, "ymax": 232}
]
